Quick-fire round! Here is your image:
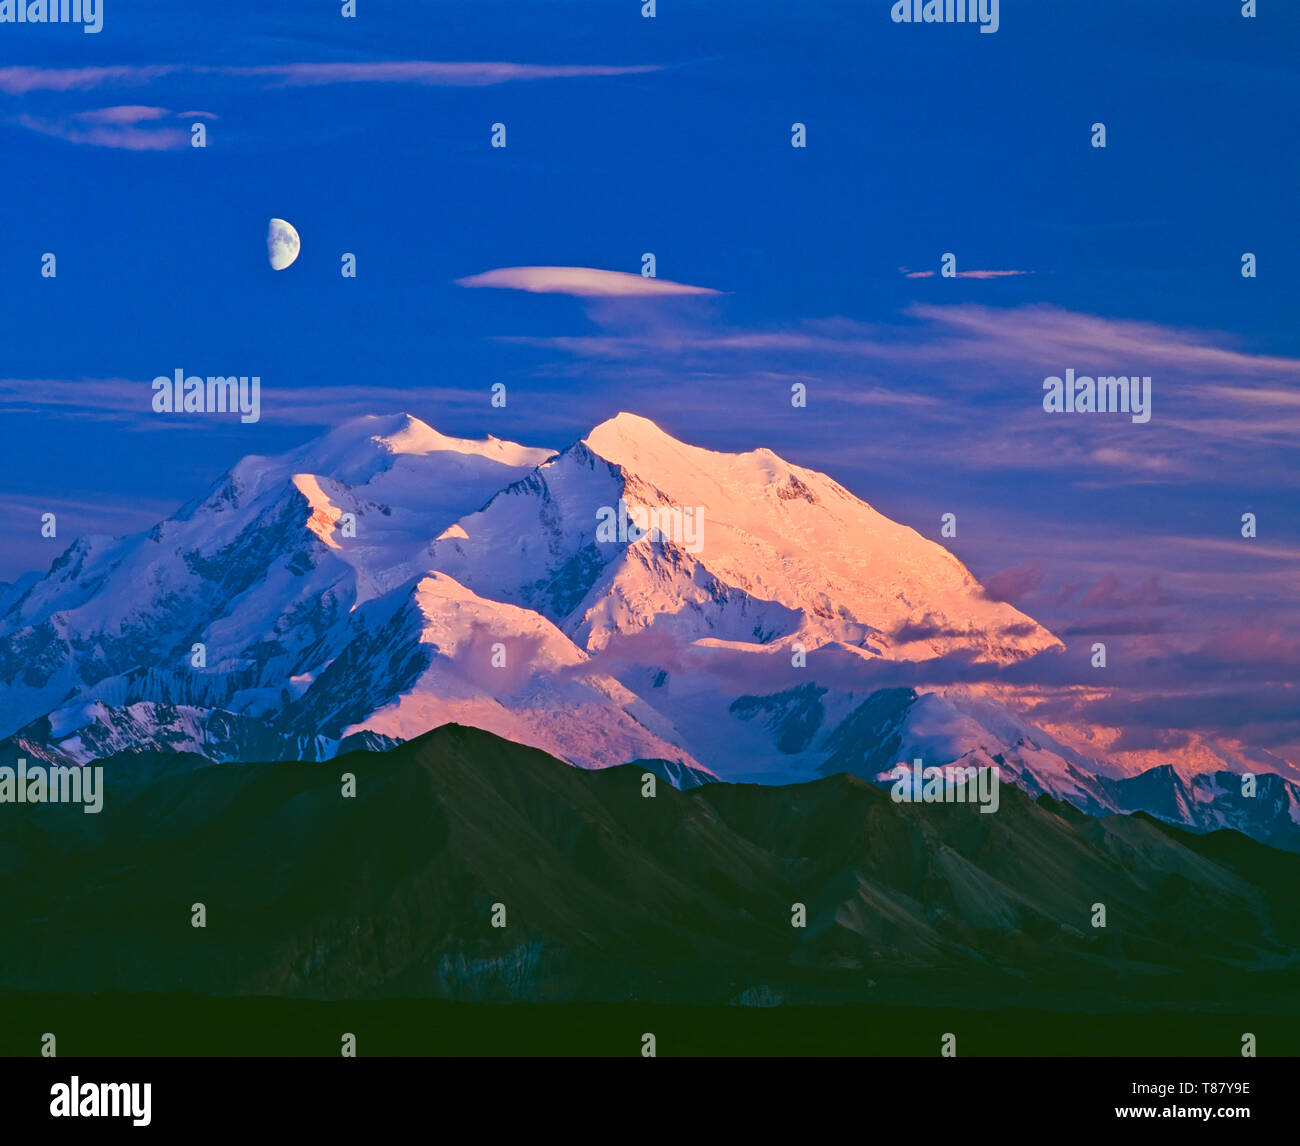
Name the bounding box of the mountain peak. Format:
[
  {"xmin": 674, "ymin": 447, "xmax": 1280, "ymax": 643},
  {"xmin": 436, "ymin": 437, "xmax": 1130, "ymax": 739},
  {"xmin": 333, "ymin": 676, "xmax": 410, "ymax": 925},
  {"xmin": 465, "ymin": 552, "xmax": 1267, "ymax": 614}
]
[
  {"xmin": 585, "ymin": 411, "xmax": 672, "ymax": 447},
  {"xmin": 330, "ymin": 412, "xmax": 455, "ymax": 455},
  {"xmin": 583, "ymin": 412, "xmax": 729, "ymax": 480},
  {"xmin": 583, "ymin": 413, "xmax": 807, "ymax": 484},
  {"xmin": 292, "ymin": 413, "xmax": 554, "ymax": 483}
]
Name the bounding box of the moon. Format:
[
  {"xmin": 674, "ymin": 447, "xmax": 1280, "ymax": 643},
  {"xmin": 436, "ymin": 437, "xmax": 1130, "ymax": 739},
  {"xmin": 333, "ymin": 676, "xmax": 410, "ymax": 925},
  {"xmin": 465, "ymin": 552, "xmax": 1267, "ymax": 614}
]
[{"xmin": 267, "ymin": 218, "xmax": 300, "ymax": 271}]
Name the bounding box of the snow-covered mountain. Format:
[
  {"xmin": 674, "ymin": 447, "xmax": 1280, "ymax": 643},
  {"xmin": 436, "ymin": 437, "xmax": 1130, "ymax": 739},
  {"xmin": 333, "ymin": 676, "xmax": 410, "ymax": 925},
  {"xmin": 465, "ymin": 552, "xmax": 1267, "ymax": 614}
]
[
  {"xmin": 0, "ymin": 413, "xmax": 553, "ymax": 733},
  {"xmin": 797, "ymin": 683, "xmax": 1300, "ymax": 852},
  {"xmin": 429, "ymin": 412, "xmax": 1059, "ymax": 663},
  {"xmin": 0, "ymin": 414, "xmax": 706, "ymax": 771},
  {"xmin": 0, "ymin": 411, "xmax": 1050, "ymax": 765},
  {"xmin": 1, "ymin": 411, "xmax": 1294, "ymax": 849}
]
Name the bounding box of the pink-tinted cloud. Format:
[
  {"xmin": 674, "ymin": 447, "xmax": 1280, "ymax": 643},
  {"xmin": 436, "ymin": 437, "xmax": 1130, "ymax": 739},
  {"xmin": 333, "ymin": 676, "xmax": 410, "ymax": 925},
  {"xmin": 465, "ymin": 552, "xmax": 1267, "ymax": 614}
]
[
  {"xmin": 1197, "ymin": 385, "xmax": 1300, "ymax": 409},
  {"xmin": 13, "ymin": 106, "xmax": 216, "ymax": 148},
  {"xmin": 0, "ymin": 60, "xmax": 660, "ymax": 95},
  {"xmin": 498, "ymin": 302, "xmax": 1300, "ymax": 486},
  {"xmin": 239, "ymin": 61, "xmax": 663, "ymax": 88},
  {"xmin": 894, "ymin": 267, "xmax": 1024, "ymax": 279},
  {"xmin": 14, "ymin": 114, "xmax": 190, "ymax": 150},
  {"xmin": 0, "ymin": 64, "xmax": 179, "ymax": 95},
  {"xmin": 73, "ymin": 105, "xmax": 170, "ymax": 125},
  {"xmin": 1077, "ymin": 573, "xmax": 1168, "ymax": 610},
  {"xmin": 0, "ymin": 377, "xmax": 156, "ymax": 416},
  {"xmin": 457, "ymin": 266, "xmax": 721, "ymax": 299},
  {"xmin": 981, "ymin": 560, "xmax": 1047, "ymax": 604},
  {"xmin": 499, "ymin": 302, "xmax": 1300, "ymax": 404},
  {"xmin": 0, "ymin": 377, "xmax": 498, "ymax": 430},
  {"xmin": 905, "ymin": 303, "xmax": 1300, "ymax": 375}
]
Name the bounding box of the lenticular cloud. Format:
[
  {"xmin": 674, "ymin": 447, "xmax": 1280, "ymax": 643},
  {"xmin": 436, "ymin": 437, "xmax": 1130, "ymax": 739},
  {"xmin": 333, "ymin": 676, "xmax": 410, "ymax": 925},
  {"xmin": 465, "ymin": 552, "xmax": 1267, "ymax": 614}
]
[{"xmin": 456, "ymin": 265, "xmax": 721, "ymax": 297}]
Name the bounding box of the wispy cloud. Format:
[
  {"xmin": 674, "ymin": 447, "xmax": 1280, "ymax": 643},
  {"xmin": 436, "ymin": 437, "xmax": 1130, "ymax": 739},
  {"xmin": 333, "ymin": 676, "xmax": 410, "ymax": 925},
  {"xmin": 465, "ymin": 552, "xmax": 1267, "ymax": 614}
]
[
  {"xmin": 0, "ymin": 377, "xmax": 156, "ymax": 418},
  {"xmin": 12, "ymin": 107, "xmax": 208, "ymax": 150},
  {"xmin": 0, "ymin": 64, "xmax": 179, "ymax": 95},
  {"xmin": 457, "ymin": 266, "xmax": 721, "ymax": 299},
  {"xmin": 901, "ymin": 267, "xmax": 1033, "ymax": 279},
  {"xmin": 0, "ymin": 60, "xmax": 661, "ymax": 95},
  {"xmin": 901, "ymin": 304, "xmax": 1300, "ymax": 374},
  {"xmin": 505, "ymin": 301, "xmax": 1300, "ymax": 483},
  {"xmin": 980, "ymin": 560, "xmax": 1047, "ymax": 604},
  {"xmin": 0, "ymin": 377, "xmax": 494, "ymax": 430},
  {"xmin": 242, "ymin": 61, "xmax": 663, "ymax": 88},
  {"xmin": 957, "ymin": 269, "xmax": 1033, "ymax": 279},
  {"xmin": 506, "ymin": 299, "xmax": 1300, "ymax": 381},
  {"xmin": 73, "ymin": 105, "xmax": 171, "ymax": 124}
]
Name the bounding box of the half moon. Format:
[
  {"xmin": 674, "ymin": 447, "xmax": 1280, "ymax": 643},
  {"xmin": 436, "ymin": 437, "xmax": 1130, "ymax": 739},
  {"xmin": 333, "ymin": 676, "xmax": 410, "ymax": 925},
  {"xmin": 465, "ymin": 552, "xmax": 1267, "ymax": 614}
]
[{"xmin": 267, "ymin": 218, "xmax": 301, "ymax": 271}]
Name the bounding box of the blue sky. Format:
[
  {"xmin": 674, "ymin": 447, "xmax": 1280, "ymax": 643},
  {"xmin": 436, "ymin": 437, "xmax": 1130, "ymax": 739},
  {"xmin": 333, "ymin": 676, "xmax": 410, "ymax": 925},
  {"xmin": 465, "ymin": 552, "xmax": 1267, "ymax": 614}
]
[{"xmin": 1, "ymin": 0, "xmax": 1297, "ymax": 756}]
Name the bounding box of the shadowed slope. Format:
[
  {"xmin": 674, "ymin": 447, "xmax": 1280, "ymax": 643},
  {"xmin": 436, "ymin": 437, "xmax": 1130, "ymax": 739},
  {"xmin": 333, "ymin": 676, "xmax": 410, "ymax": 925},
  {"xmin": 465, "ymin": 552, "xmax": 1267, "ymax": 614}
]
[{"xmin": 1, "ymin": 725, "xmax": 1296, "ymax": 1008}]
